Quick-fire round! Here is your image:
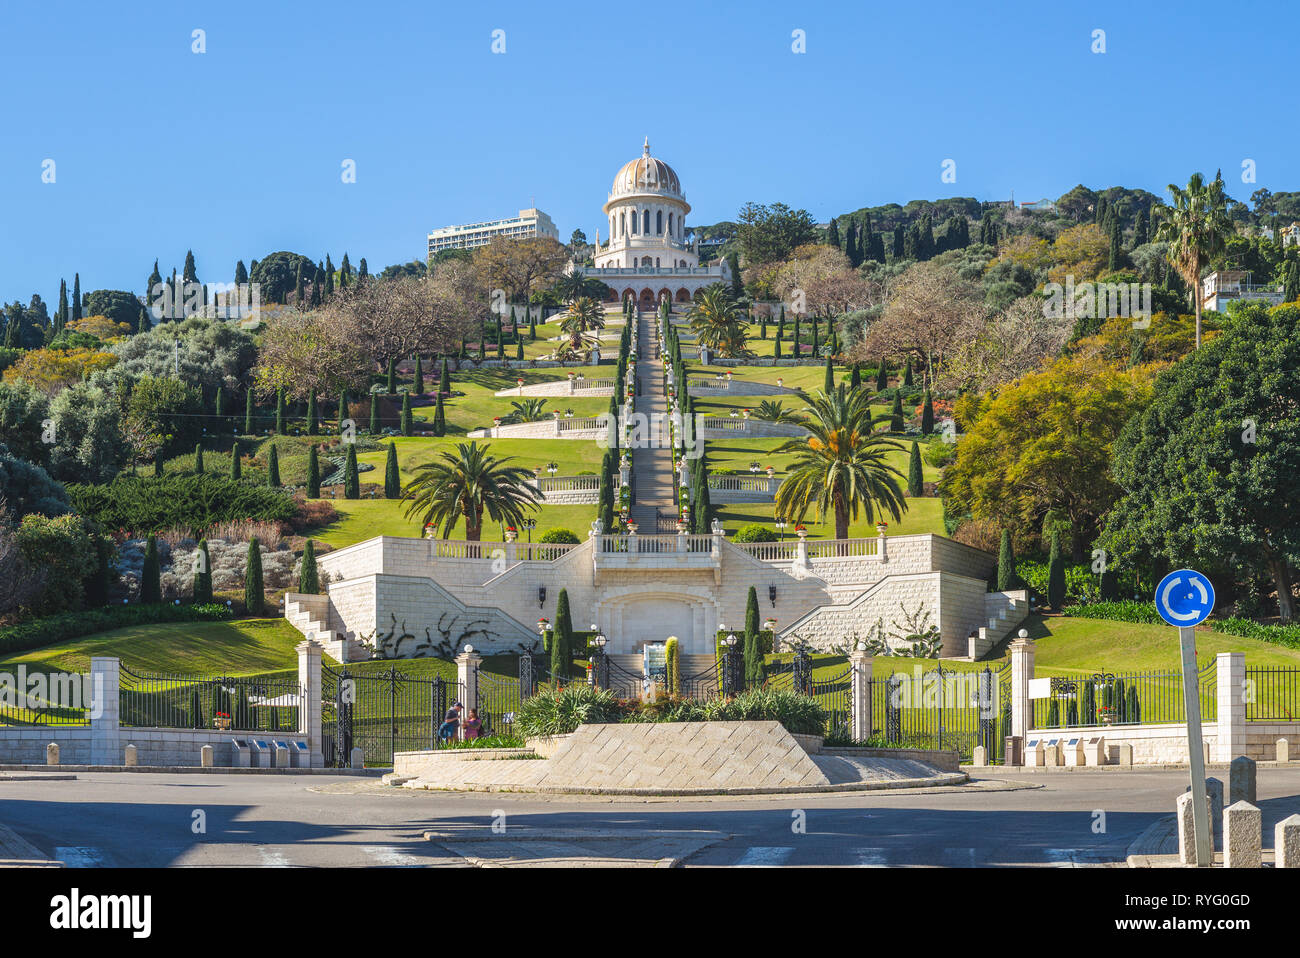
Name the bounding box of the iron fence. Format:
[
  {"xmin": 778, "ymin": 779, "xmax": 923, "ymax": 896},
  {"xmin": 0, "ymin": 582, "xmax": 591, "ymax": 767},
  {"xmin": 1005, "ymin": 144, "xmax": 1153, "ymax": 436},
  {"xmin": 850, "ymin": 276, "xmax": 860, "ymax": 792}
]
[
  {"xmin": 321, "ymin": 664, "xmax": 461, "ymax": 767},
  {"xmin": 1031, "ymin": 662, "xmax": 1216, "ymax": 730},
  {"xmin": 1245, "ymin": 667, "xmax": 1300, "ymax": 721},
  {"xmin": 119, "ymin": 666, "xmax": 302, "ymax": 732}
]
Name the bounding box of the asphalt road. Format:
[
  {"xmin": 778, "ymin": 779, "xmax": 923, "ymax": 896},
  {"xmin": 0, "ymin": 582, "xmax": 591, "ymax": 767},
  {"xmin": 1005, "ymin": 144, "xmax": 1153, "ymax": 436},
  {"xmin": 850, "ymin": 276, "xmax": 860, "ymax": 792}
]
[{"xmin": 4, "ymin": 768, "xmax": 1300, "ymax": 867}]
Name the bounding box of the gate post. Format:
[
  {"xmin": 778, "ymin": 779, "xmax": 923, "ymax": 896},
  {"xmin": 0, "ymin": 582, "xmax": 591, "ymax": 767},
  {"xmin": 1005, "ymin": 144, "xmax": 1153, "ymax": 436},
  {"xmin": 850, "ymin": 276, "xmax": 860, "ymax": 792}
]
[
  {"xmin": 1010, "ymin": 630, "xmax": 1035, "ymax": 746},
  {"xmin": 297, "ymin": 639, "xmax": 323, "ymax": 768},
  {"xmin": 456, "ymin": 646, "xmax": 482, "ymax": 738},
  {"xmin": 89, "ymin": 657, "xmax": 121, "ymax": 766},
  {"xmin": 1216, "ymin": 651, "xmax": 1245, "ymax": 763},
  {"xmin": 850, "ymin": 649, "xmax": 873, "ymax": 742}
]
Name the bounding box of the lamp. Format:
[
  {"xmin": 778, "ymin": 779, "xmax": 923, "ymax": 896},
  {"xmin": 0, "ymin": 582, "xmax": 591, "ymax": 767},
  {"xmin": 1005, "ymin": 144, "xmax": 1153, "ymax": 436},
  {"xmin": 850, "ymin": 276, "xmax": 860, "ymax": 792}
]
[
  {"xmin": 768, "ymin": 584, "xmax": 777, "ymax": 607},
  {"xmin": 1018, "ymin": 628, "xmax": 1029, "ymax": 639},
  {"xmin": 538, "ymin": 585, "xmax": 547, "ymax": 608},
  {"xmin": 594, "ymin": 634, "xmax": 607, "ymax": 648},
  {"xmin": 726, "ymin": 633, "xmax": 738, "ymax": 647}
]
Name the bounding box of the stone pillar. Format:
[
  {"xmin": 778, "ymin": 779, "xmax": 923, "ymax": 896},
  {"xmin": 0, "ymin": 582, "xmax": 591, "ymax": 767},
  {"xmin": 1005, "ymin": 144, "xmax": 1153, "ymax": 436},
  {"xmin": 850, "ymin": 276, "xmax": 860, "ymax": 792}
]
[
  {"xmin": 1189, "ymin": 777, "xmax": 1225, "ymax": 844},
  {"xmin": 46, "ymin": 743, "xmax": 59, "ymax": 766},
  {"xmin": 795, "ymin": 531, "xmax": 808, "ymax": 567},
  {"xmin": 1230, "ymin": 755, "xmax": 1257, "ymax": 804},
  {"xmin": 849, "ymin": 650, "xmax": 873, "ymax": 742},
  {"xmin": 1177, "ymin": 791, "xmax": 1213, "ymax": 865},
  {"xmin": 456, "ymin": 648, "xmax": 482, "ymax": 738},
  {"xmin": 124, "ymin": 743, "xmax": 138, "ymax": 767},
  {"xmin": 504, "ymin": 529, "xmax": 517, "ymax": 563},
  {"xmin": 1275, "ymin": 814, "xmax": 1300, "ymax": 867},
  {"xmin": 89, "ymin": 656, "xmax": 120, "ymax": 766},
  {"xmin": 296, "ymin": 639, "xmax": 323, "ymax": 769},
  {"xmin": 878, "ymin": 530, "xmax": 888, "ymax": 563},
  {"xmin": 1216, "ymin": 651, "xmax": 1245, "ymax": 762},
  {"xmin": 1009, "ymin": 635, "xmax": 1035, "ymax": 746},
  {"xmin": 1278, "ymin": 738, "xmax": 1290, "ymax": 763},
  {"xmin": 1224, "ymin": 801, "xmax": 1262, "ymax": 868},
  {"xmin": 200, "ymin": 745, "xmax": 214, "ymax": 768}
]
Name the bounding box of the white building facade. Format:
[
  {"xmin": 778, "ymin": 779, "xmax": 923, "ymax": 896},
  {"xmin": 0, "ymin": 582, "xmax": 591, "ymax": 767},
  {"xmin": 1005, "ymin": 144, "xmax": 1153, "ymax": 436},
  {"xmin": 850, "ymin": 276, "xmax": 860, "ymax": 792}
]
[{"xmin": 427, "ymin": 207, "xmax": 559, "ymax": 256}]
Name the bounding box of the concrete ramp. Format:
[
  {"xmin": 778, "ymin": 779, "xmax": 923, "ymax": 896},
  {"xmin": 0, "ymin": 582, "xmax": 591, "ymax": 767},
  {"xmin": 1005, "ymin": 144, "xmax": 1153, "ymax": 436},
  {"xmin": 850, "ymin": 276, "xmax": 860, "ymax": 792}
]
[{"xmin": 534, "ymin": 722, "xmax": 829, "ymax": 792}]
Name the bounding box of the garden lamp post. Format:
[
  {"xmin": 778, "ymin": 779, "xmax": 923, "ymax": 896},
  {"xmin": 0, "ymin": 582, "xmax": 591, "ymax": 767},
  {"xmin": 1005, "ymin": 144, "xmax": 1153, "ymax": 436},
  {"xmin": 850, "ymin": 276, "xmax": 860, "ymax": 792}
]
[
  {"xmin": 775, "ymin": 516, "xmax": 787, "ymax": 542},
  {"xmin": 522, "ymin": 518, "xmax": 536, "ymax": 542}
]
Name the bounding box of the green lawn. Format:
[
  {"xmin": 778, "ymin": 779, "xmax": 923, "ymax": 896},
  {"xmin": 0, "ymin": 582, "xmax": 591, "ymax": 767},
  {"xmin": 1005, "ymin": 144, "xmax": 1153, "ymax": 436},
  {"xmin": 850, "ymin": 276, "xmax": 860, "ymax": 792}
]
[{"xmin": 312, "ymin": 499, "xmax": 598, "ymax": 548}]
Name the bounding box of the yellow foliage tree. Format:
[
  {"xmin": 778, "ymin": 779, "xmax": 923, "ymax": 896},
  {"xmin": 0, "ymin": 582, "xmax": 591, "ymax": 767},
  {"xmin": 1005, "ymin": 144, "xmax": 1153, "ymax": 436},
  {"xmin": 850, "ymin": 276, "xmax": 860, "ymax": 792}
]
[
  {"xmin": 1047, "ymin": 224, "xmax": 1109, "ymax": 285},
  {"xmin": 2, "ymin": 347, "xmax": 117, "ymax": 396}
]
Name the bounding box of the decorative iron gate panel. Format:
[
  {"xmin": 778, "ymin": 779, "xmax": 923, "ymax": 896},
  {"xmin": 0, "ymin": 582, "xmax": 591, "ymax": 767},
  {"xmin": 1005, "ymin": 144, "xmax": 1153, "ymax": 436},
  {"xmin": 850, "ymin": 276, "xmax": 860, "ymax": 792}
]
[{"xmin": 322, "ymin": 665, "xmax": 460, "ymax": 767}]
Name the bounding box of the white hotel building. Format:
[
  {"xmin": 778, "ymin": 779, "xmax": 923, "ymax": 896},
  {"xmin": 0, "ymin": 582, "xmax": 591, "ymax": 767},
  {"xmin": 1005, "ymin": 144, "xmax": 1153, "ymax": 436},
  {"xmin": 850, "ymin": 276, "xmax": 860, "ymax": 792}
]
[{"xmin": 427, "ymin": 207, "xmax": 559, "ymax": 257}]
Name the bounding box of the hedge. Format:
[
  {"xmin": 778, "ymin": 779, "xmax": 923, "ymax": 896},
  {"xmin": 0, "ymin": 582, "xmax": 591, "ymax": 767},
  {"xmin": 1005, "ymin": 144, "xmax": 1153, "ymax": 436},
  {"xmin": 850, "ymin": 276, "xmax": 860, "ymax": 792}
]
[
  {"xmin": 1210, "ymin": 617, "xmax": 1300, "ymax": 650},
  {"xmin": 1061, "ymin": 600, "xmax": 1162, "ymax": 624},
  {"xmin": 66, "ymin": 475, "xmax": 298, "ymax": 534},
  {"xmin": 0, "ymin": 602, "xmax": 232, "ymax": 657}
]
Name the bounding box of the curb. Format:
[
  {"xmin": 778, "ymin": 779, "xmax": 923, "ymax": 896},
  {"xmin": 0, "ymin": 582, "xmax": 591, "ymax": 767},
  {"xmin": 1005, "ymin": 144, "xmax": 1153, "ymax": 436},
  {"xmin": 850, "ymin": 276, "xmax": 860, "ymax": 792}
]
[
  {"xmin": 399, "ymin": 771, "xmax": 969, "ymax": 796},
  {"xmin": 0, "ymin": 763, "xmax": 383, "ymax": 777},
  {"xmin": 1125, "ymin": 815, "xmax": 1177, "ymax": 867}
]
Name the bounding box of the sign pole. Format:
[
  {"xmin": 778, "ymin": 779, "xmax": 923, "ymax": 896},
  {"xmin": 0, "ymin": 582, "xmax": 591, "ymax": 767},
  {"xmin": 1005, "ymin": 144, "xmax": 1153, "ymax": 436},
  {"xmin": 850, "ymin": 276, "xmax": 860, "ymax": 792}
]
[{"xmin": 1179, "ymin": 624, "xmax": 1212, "ymax": 866}]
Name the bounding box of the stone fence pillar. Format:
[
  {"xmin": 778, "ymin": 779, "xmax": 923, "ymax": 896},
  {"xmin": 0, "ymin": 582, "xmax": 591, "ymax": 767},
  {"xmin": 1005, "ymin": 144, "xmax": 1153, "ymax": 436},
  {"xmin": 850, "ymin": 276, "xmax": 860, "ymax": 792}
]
[
  {"xmin": 297, "ymin": 640, "xmax": 323, "ymax": 768},
  {"xmin": 849, "ymin": 650, "xmax": 873, "ymax": 742},
  {"xmin": 1217, "ymin": 651, "xmax": 1246, "ymax": 763},
  {"xmin": 456, "ymin": 648, "xmax": 482, "ymax": 740},
  {"xmin": 89, "ymin": 656, "xmax": 121, "ymax": 765},
  {"xmin": 1009, "ymin": 634, "xmax": 1035, "ymax": 747}
]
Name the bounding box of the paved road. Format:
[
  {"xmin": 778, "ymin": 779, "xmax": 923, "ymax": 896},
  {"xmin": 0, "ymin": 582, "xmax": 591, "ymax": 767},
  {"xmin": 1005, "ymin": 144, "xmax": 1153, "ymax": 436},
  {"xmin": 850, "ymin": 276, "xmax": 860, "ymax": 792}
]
[{"xmin": 5, "ymin": 768, "xmax": 1300, "ymax": 867}]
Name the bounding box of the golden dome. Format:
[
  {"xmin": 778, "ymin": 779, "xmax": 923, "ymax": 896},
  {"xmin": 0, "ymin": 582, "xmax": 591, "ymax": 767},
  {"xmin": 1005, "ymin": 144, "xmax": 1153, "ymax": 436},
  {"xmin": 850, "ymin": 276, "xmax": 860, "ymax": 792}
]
[{"xmin": 611, "ymin": 138, "xmax": 682, "ymax": 197}]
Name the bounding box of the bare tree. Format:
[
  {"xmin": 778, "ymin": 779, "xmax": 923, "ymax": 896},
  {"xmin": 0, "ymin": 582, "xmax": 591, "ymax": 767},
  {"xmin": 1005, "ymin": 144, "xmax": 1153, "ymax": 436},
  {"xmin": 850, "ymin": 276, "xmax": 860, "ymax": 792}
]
[
  {"xmin": 472, "ymin": 235, "xmax": 570, "ymax": 308},
  {"xmin": 940, "ymin": 295, "xmax": 1072, "ymax": 392}
]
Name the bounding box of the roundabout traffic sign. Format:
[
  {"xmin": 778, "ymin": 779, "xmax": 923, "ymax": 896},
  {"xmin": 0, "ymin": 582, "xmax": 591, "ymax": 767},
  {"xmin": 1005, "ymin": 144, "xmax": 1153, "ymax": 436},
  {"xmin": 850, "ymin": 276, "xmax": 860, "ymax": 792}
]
[{"xmin": 1155, "ymin": 569, "xmax": 1215, "ymax": 627}]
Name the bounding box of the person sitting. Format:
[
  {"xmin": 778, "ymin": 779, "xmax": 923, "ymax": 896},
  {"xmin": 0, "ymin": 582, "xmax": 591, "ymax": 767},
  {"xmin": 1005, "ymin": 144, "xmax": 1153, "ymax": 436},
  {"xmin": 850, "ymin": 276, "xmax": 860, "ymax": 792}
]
[
  {"xmin": 462, "ymin": 708, "xmax": 483, "ymax": 741},
  {"xmin": 437, "ymin": 703, "xmax": 462, "ymax": 744}
]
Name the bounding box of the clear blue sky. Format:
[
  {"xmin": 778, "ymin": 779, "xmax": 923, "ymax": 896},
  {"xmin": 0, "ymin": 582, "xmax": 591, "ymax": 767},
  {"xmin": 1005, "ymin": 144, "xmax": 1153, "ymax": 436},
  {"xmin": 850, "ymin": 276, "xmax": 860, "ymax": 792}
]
[{"xmin": 2, "ymin": 0, "xmax": 1294, "ymax": 305}]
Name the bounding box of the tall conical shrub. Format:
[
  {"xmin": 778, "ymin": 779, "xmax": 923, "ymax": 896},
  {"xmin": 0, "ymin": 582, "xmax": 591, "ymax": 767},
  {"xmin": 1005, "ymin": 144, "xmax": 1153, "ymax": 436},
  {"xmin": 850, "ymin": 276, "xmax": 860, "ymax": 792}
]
[
  {"xmin": 244, "ymin": 390, "xmax": 254, "ymax": 434},
  {"xmin": 903, "ymin": 362, "xmax": 914, "ymax": 387},
  {"xmin": 552, "ymin": 588, "xmax": 573, "ymax": 681},
  {"xmin": 307, "ymin": 445, "xmax": 320, "ymax": 498},
  {"xmin": 275, "ymin": 387, "xmax": 285, "ymax": 435},
  {"xmin": 400, "ymin": 393, "xmax": 412, "ymax": 436},
  {"xmin": 229, "ymin": 440, "xmax": 242, "ymax": 480},
  {"xmin": 344, "ymin": 444, "xmax": 360, "ymax": 499},
  {"xmin": 244, "ymin": 537, "xmax": 264, "ymax": 615},
  {"xmin": 141, "ymin": 535, "xmax": 161, "ymax": 604},
  {"xmin": 743, "ymin": 585, "xmax": 765, "ymax": 688},
  {"xmin": 875, "ymin": 361, "xmax": 888, "ymax": 391},
  {"xmin": 214, "ymin": 386, "xmax": 225, "ymax": 433},
  {"xmin": 307, "ymin": 393, "xmax": 318, "ymax": 435},
  {"xmin": 907, "ymin": 441, "xmax": 923, "ymax": 497},
  {"xmin": 413, "ymin": 355, "xmax": 423, "ymax": 394},
  {"xmin": 1047, "ymin": 530, "xmax": 1066, "ymax": 610},
  {"xmin": 369, "ymin": 396, "xmax": 380, "ymax": 434},
  {"xmin": 299, "ymin": 539, "xmax": 319, "ymax": 594},
  {"xmin": 386, "ymin": 358, "xmax": 396, "ymax": 394},
  {"xmin": 267, "ymin": 444, "xmax": 281, "ymax": 487},
  {"xmin": 890, "ymin": 391, "xmax": 904, "ymax": 432},
  {"xmin": 438, "ymin": 357, "xmax": 449, "ymax": 395},
  {"xmin": 193, "ymin": 539, "xmax": 213, "ymax": 604},
  {"xmin": 194, "ymin": 444, "xmax": 204, "ymax": 475},
  {"xmin": 921, "ymin": 390, "xmax": 934, "ymax": 435},
  {"xmin": 850, "ymin": 364, "xmax": 861, "ymax": 391},
  {"xmin": 432, "ymin": 393, "xmax": 446, "ymax": 437},
  {"xmin": 384, "ymin": 442, "xmax": 400, "ymax": 498},
  {"xmin": 996, "ymin": 529, "xmax": 1015, "ymax": 591},
  {"xmin": 337, "ymin": 389, "xmax": 349, "ymax": 434},
  {"xmin": 823, "ymin": 356, "xmax": 834, "ymax": 394}
]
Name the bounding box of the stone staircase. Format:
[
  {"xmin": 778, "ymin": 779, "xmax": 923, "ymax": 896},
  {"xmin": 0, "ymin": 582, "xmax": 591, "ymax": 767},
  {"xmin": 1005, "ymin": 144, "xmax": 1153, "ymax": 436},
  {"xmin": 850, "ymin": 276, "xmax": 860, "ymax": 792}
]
[
  {"xmin": 967, "ymin": 590, "xmax": 1030, "ymax": 659},
  {"xmin": 283, "ymin": 592, "xmax": 370, "ymax": 663},
  {"xmin": 629, "ymin": 312, "xmax": 677, "ymax": 530}
]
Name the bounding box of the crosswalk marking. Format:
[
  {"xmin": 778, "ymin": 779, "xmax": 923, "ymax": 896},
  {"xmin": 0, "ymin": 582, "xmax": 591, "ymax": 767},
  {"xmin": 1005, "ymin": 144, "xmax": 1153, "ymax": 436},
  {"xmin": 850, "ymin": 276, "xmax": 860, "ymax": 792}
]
[
  {"xmin": 55, "ymin": 846, "xmax": 107, "ymax": 868},
  {"xmin": 361, "ymin": 845, "xmax": 423, "ymax": 867},
  {"xmin": 257, "ymin": 847, "xmax": 291, "ymax": 867},
  {"xmin": 735, "ymin": 846, "xmax": 794, "ymax": 866}
]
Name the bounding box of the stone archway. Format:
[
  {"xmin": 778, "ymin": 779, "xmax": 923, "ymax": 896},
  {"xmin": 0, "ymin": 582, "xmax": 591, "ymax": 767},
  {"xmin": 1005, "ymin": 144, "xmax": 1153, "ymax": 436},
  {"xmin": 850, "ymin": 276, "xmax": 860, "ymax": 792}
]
[
  {"xmin": 603, "ymin": 285, "xmax": 619, "ymax": 303},
  {"xmin": 595, "ymin": 586, "xmax": 718, "ymax": 655},
  {"xmin": 657, "ymin": 288, "xmax": 672, "ymax": 305},
  {"xmin": 637, "ymin": 288, "xmax": 655, "ymax": 310},
  {"xmin": 675, "ymin": 287, "xmax": 691, "ymax": 303}
]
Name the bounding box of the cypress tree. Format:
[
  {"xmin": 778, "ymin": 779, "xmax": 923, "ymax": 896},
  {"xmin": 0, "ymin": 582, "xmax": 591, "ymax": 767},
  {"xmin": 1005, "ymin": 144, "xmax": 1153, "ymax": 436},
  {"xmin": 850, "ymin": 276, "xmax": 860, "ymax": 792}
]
[
  {"xmin": 369, "ymin": 396, "xmax": 380, "ymax": 434},
  {"xmin": 275, "ymin": 387, "xmax": 285, "ymax": 434},
  {"xmin": 823, "ymin": 356, "xmax": 834, "ymax": 394},
  {"xmin": 907, "ymin": 441, "xmax": 923, "ymax": 497},
  {"xmin": 478, "ymin": 335, "xmax": 486, "ymax": 361},
  {"xmin": 386, "ymin": 358, "xmax": 396, "ymax": 394},
  {"xmin": 996, "ymin": 529, "xmax": 1015, "ymax": 592},
  {"xmin": 921, "ymin": 390, "xmax": 934, "ymax": 435},
  {"xmin": 306, "ymin": 393, "xmax": 318, "ymax": 435},
  {"xmin": 72, "ymin": 273, "xmax": 82, "ymax": 321},
  {"xmin": 792, "ymin": 316, "xmax": 800, "ymax": 356},
  {"xmin": 299, "ymin": 539, "xmax": 319, "ymax": 594},
  {"xmin": 773, "ymin": 321, "xmax": 782, "ymax": 358},
  {"xmin": 552, "ymin": 588, "xmax": 573, "ymax": 680},
  {"xmin": 516, "ymin": 338, "xmax": 524, "ymax": 361},
  {"xmin": 267, "ymin": 443, "xmax": 281, "ymax": 487},
  {"xmin": 432, "ymin": 392, "xmax": 446, "ymax": 436},
  {"xmin": 1047, "ymin": 530, "xmax": 1066, "ymax": 610},
  {"xmin": 384, "ymin": 442, "xmax": 400, "ymax": 498},
  {"xmin": 338, "ymin": 389, "xmax": 349, "ymax": 434},
  {"xmin": 743, "ymin": 585, "xmax": 765, "ymax": 688},
  {"xmin": 344, "ymin": 444, "xmax": 360, "ymax": 499},
  {"xmin": 294, "ymin": 260, "xmax": 304, "ymax": 305},
  {"xmin": 244, "ymin": 390, "xmax": 254, "ymax": 434},
  {"xmin": 141, "ymin": 535, "xmax": 161, "ymax": 604},
  {"xmin": 193, "ymin": 539, "xmax": 213, "ymax": 604},
  {"xmin": 890, "ymin": 390, "xmax": 904, "ymax": 432},
  {"xmin": 413, "ymin": 355, "xmax": 424, "ymax": 394},
  {"xmin": 811, "ymin": 317, "xmax": 819, "ymax": 355},
  {"xmin": 438, "ymin": 357, "xmax": 450, "ymax": 394},
  {"xmin": 194, "ymin": 444, "xmax": 204, "ymax": 475},
  {"xmin": 244, "ymin": 537, "xmax": 264, "ymax": 615},
  {"xmin": 759, "ymin": 314, "xmax": 767, "ymax": 339},
  {"xmin": 1108, "ymin": 216, "xmax": 1123, "ymax": 271},
  {"xmin": 1047, "ymin": 698, "xmax": 1061, "ymax": 728},
  {"xmin": 307, "ymin": 444, "xmax": 320, "ymax": 498},
  {"xmin": 229, "ymin": 440, "xmax": 241, "ymax": 479},
  {"xmin": 903, "ymin": 361, "xmax": 914, "ymax": 387},
  {"xmin": 400, "ymin": 393, "xmax": 413, "ymax": 436},
  {"xmin": 850, "ymin": 364, "xmax": 862, "ymax": 392},
  {"xmin": 496, "ymin": 322, "xmax": 504, "ymax": 359},
  {"xmin": 875, "ymin": 360, "xmax": 888, "ymax": 392},
  {"xmin": 214, "ymin": 386, "xmax": 225, "ymax": 433}
]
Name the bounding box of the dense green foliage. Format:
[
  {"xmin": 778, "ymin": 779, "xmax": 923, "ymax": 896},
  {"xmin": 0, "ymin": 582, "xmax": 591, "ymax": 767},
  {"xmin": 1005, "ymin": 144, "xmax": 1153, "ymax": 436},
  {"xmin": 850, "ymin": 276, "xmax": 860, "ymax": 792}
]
[{"xmin": 66, "ymin": 475, "xmax": 296, "ymax": 534}]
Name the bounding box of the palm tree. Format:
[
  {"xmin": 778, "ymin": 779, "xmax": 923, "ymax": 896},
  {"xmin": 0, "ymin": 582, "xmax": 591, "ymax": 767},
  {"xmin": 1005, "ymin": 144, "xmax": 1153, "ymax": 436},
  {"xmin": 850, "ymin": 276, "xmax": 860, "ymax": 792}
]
[
  {"xmin": 1155, "ymin": 172, "xmax": 1233, "ymax": 349},
  {"xmin": 501, "ymin": 397, "xmax": 550, "ymax": 424},
  {"xmin": 553, "ymin": 272, "xmax": 610, "ymax": 304},
  {"xmin": 773, "ymin": 383, "xmax": 907, "ymax": 541},
  {"xmin": 753, "ymin": 400, "xmax": 806, "ymax": 425},
  {"xmin": 557, "ymin": 296, "xmax": 606, "ymax": 359},
  {"xmin": 687, "ymin": 284, "xmax": 751, "ymax": 358},
  {"xmin": 401, "ymin": 441, "xmax": 541, "ymax": 541}
]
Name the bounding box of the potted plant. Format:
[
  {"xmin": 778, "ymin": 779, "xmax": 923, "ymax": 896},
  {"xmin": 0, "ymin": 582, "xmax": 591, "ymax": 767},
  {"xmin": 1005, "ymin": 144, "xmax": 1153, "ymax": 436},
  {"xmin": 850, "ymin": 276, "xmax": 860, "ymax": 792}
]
[
  {"xmin": 876, "ymin": 521, "xmax": 889, "ymax": 535},
  {"xmin": 1097, "ymin": 705, "xmax": 1115, "ymax": 726},
  {"xmin": 213, "ymin": 712, "xmax": 232, "ymax": 731}
]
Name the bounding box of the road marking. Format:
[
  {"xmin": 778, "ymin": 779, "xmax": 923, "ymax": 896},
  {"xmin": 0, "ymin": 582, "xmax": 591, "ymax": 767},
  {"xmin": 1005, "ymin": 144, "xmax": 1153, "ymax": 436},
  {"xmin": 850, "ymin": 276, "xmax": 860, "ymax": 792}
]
[
  {"xmin": 362, "ymin": 845, "xmax": 423, "ymax": 867},
  {"xmin": 258, "ymin": 847, "xmax": 291, "ymax": 867},
  {"xmin": 1042, "ymin": 847, "xmax": 1102, "ymax": 867},
  {"xmin": 850, "ymin": 847, "xmax": 888, "ymax": 867},
  {"xmin": 735, "ymin": 846, "xmax": 794, "ymax": 867},
  {"xmin": 54, "ymin": 847, "xmax": 107, "ymax": 868}
]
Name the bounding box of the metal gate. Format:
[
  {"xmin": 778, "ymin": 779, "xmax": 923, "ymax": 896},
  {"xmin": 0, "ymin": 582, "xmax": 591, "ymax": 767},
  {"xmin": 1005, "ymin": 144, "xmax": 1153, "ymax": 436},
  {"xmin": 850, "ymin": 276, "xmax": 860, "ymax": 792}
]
[
  {"xmin": 322, "ymin": 665, "xmax": 461, "ymax": 768},
  {"xmin": 475, "ymin": 666, "xmax": 522, "ymax": 738},
  {"xmin": 870, "ymin": 663, "xmax": 996, "ymax": 759},
  {"xmin": 811, "ymin": 665, "xmax": 851, "ymax": 739}
]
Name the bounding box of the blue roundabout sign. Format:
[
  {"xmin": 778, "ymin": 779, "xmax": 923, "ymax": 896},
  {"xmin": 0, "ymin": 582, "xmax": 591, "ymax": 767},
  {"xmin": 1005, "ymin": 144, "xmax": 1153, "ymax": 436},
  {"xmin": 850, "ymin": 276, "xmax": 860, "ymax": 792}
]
[{"xmin": 1155, "ymin": 569, "xmax": 1215, "ymax": 628}]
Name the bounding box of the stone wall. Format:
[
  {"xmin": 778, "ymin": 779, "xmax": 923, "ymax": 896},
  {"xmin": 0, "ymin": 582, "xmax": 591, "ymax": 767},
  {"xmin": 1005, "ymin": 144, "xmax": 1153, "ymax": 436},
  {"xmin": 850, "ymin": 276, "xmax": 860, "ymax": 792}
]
[{"xmin": 0, "ymin": 726, "xmax": 307, "ymax": 768}]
